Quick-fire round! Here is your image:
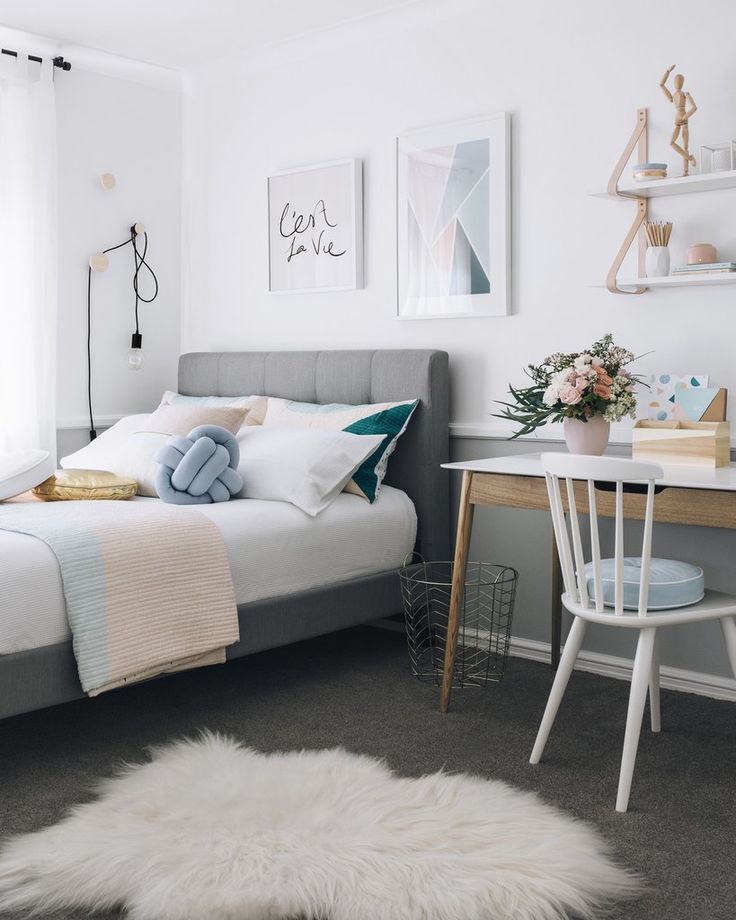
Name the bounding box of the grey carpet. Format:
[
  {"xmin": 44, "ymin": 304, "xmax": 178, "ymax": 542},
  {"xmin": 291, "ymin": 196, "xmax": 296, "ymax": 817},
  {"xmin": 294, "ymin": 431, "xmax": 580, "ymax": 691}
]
[{"xmin": 0, "ymin": 625, "xmax": 734, "ymax": 920}]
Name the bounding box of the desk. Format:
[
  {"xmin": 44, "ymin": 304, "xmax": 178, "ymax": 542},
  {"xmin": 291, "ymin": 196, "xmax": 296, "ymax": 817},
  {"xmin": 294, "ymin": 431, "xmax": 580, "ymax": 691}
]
[{"xmin": 439, "ymin": 453, "xmax": 736, "ymax": 713}]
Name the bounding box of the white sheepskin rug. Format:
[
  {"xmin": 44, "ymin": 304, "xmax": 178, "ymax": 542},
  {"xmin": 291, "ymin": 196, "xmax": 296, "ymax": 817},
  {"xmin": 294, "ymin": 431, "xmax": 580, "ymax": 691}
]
[{"xmin": 0, "ymin": 735, "xmax": 639, "ymax": 920}]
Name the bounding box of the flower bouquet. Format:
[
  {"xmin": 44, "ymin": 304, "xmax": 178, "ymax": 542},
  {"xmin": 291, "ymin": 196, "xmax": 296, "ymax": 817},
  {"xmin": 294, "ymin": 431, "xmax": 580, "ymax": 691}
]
[{"xmin": 495, "ymin": 334, "xmax": 642, "ymax": 454}]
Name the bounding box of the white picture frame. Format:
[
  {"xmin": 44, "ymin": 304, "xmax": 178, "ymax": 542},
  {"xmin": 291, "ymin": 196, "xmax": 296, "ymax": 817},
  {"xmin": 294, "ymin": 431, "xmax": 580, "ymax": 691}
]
[
  {"xmin": 396, "ymin": 113, "xmax": 510, "ymax": 318},
  {"xmin": 268, "ymin": 158, "xmax": 363, "ymax": 294}
]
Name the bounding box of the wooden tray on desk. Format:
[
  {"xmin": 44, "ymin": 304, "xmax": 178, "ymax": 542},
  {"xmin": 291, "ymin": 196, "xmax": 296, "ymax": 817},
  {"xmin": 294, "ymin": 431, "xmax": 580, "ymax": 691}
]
[{"xmin": 632, "ymin": 420, "xmax": 730, "ymax": 468}]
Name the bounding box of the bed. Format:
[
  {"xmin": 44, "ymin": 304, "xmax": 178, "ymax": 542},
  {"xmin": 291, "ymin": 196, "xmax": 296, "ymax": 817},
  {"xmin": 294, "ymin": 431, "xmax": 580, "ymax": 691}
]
[{"xmin": 0, "ymin": 349, "xmax": 449, "ymax": 719}]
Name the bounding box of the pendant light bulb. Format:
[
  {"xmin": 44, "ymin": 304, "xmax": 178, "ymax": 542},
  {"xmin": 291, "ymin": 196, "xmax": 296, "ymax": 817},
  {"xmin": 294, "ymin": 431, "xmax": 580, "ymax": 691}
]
[{"xmin": 128, "ymin": 332, "xmax": 144, "ymax": 371}]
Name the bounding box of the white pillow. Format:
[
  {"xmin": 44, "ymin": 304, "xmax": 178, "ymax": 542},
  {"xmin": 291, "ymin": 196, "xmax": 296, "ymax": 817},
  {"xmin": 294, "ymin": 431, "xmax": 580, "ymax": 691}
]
[
  {"xmin": 236, "ymin": 427, "xmax": 383, "ymax": 516},
  {"xmin": 60, "ymin": 415, "xmax": 163, "ymax": 496},
  {"xmin": 0, "ymin": 449, "xmax": 56, "ymax": 501},
  {"xmin": 159, "ymin": 390, "xmax": 263, "ymax": 410},
  {"xmin": 260, "ymin": 397, "xmax": 418, "ymax": 502},
  {"xmin": 159, "ymin": 392, "xmax": 268, "ymax": 426},
  {"xmin": 60, "ymin": 408, "xmax": 252, "ymax": 497}
]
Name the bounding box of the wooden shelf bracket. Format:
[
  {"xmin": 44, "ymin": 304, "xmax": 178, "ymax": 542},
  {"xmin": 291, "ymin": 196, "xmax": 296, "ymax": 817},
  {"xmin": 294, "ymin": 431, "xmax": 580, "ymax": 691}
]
[{"xmin": 606, "ymin": 108, "xmax": 649, "ymax": 294}]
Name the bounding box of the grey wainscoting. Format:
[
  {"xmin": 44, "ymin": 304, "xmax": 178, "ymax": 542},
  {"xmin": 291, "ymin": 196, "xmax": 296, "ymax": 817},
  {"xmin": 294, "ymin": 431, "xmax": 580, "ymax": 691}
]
[{"xmin": 56, "ymin": 426, "xmax": 111, "ymax": 458}]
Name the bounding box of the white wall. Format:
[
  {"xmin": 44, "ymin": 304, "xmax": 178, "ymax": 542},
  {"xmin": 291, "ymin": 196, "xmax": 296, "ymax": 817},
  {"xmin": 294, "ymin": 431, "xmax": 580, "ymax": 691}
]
[
  {"xmin": 55, "ymin": 65, "xmax": 181, "ymax": 433},
  {"xmin": 182, "ymin": 0, "xmax": 736, "ymax": 429},
  {"xmin": 180, "ymin": 0, "xmax": 736, "ymax": 691}
]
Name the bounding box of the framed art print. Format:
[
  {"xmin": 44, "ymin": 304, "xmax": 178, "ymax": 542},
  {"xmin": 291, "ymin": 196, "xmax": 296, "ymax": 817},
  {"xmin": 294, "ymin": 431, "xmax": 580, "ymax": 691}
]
[
  {"xmin": 397, "ymin": 113, "xmax": 510, "ymax": 318},
  {"xmin": 268, "ymin": 158, "xmax": 363, "ymax": 293}
]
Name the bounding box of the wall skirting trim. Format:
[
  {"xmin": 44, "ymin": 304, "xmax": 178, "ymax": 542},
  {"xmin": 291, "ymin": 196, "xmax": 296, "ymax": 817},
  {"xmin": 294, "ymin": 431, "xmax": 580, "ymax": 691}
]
[
  {"xmin": 510, "ymin": 635, "xmax": 736, "ymax": 701},
  {"xmin": 449, "ymin": 420, "xmax": 736, "ymax": 451},
  {"xmin": 54, "ymin": 417, "xmax": 736, "ymax": 451},
  {"xmin": 371, "ymin": 619, "xmax": 736, "ymax": 701},
  {"xmin": 449, "ymin": 421, "xmax": 633, "ymax": 444},
  {"xmin": 56, "ymin": 415, "xmax": 123, "ymax": 431}
]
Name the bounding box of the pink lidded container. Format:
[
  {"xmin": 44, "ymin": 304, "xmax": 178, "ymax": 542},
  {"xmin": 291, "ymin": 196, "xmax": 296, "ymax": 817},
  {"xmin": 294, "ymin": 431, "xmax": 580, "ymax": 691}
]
[{"xmin": 687, "ymin": 243, "xmax": 717, "ymax": 264}]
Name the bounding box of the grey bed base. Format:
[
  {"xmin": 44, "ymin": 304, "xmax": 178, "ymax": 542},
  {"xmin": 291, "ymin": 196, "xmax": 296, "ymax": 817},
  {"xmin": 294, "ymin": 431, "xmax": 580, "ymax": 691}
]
[{"xmin": 0, "ymin": 350, "xmax": 449, "ymax": 720}]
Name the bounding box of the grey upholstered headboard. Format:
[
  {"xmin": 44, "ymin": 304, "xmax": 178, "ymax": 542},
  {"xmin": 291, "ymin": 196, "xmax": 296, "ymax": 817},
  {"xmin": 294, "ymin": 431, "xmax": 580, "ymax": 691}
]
[{"xmin": 178, "ymin": 350, "xmax": 450, "ymax": 561}]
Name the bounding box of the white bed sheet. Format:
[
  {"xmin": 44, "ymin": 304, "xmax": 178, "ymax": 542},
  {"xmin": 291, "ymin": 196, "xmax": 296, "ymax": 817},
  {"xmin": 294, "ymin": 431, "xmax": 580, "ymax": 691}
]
[{"xmin": 0, "ymin": 486, "xmax": 416, "ymax": 656}]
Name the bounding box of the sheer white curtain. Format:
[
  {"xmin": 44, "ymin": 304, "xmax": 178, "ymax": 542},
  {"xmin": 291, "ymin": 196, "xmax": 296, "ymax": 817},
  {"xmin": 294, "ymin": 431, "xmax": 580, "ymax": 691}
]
[{"xmin": 0, "ymin": 54, "xmax": 57, "ymax": 458}]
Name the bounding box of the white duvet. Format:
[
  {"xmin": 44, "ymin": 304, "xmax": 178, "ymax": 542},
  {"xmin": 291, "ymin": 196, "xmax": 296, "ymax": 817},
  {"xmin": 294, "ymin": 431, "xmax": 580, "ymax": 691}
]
[{"xmin": 0, "ymin": 487, "xmax": 416, "ymax": 655}]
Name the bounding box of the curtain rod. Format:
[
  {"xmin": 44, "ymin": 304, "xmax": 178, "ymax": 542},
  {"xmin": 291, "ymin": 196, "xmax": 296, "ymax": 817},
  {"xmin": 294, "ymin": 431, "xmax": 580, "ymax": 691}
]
[{"xmin": 1, "ymin": 48, "xmax": 71, "ymax": 70}]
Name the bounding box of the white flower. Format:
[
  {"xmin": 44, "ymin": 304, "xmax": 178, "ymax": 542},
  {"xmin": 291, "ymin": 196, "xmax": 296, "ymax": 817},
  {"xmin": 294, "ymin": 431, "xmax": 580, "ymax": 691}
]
[
  {"xmin": 591, "ymin": 357, "xmax": 603, "ymax": 367},
  {"xmin": 543, "ymin": 384, "xmax": 560, "ymax": 407},
  {"xmin": 573, "ymin": 353, "xmax": 593, "ymax": 371},
  {"xmin": 553, "ymin": 368, "xmax": 575, "ymax": 386}
]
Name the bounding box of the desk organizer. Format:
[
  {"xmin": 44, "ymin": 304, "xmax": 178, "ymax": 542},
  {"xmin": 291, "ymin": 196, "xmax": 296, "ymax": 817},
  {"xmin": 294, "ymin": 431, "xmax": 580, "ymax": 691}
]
[{"xmin": 632, "ymin": 420, "xmax": 731, "ymax": 467}]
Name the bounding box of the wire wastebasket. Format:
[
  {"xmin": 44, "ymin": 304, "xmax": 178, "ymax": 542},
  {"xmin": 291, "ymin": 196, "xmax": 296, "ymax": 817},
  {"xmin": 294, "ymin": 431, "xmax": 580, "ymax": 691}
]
[{"xmin": 399, "ymin": 557, "xmax": 518, "ymax": 688}]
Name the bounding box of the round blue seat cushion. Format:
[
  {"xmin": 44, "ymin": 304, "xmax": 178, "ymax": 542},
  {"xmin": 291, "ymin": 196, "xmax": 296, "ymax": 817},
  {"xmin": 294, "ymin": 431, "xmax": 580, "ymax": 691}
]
[
  {"xmin": 154, "ymin": 425, "xmax": 243, "ymax": 505},
  {"xmin": 584, "ymin": 557, "xmax": 704, "ymax": 611}
]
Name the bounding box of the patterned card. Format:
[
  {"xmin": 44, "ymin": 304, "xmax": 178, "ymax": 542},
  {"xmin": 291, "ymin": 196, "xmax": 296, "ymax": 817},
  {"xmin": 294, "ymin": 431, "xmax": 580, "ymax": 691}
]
[
  {"xmin": 673, "ymin": 387, "xmax": 727, "ymax": 421},
  {"xmin": 646, "ymin": 374, "xmax": 709, "ymax": 421}
]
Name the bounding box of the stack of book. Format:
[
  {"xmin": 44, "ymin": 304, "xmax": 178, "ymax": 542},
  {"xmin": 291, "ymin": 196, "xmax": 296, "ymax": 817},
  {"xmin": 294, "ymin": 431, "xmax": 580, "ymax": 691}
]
[{"xmin": 672, "ymin": 262, "xmax": 736, "ymax": 276}]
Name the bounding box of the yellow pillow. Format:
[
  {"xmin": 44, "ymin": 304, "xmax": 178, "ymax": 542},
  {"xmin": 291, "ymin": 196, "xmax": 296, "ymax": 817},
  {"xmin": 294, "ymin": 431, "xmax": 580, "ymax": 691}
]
[{"xmin": 33, "ymin": 469, "xmax": 138, "ymax": 501}]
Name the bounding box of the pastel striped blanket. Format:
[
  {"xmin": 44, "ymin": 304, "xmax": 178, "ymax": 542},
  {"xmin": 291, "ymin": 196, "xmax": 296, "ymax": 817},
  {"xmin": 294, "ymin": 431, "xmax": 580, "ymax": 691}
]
[{"xmin": 0, "ymin": 500, "xmax": 239, "ymax": 695}]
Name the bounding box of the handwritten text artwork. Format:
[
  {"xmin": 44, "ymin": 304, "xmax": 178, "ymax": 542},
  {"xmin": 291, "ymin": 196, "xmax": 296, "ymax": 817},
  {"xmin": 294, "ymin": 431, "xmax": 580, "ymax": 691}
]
[{"xmin": 268, "ymin": 160, "xmax": 363, "ymax": 293}]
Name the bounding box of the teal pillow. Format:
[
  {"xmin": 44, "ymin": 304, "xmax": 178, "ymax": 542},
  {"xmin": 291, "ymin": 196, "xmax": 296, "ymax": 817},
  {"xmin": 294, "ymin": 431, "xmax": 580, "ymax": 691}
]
[
  {"xmin": 260, "ymin": 396, "xmax": 419, "ymax": 502},
  {"xmin": 343, "ymin": 402, "xmax": 418, "ymax": 502}
]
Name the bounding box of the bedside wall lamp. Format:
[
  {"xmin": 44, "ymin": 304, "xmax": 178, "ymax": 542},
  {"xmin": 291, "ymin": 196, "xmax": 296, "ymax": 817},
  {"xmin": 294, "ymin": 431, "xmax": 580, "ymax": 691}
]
[{"xmin": 87, "ymin": 222, "xmax": 159, "ymax": 439}]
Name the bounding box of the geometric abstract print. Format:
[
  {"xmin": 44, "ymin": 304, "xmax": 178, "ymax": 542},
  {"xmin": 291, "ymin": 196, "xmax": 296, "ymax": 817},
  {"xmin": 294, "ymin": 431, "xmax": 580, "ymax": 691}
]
[
  {"xmin": 406, "ymin": 139, "xmax": 490, "ymax": 302},
  {"xmin": 646, "ymin": 373, "xmax": 709, "ymax": 420}
]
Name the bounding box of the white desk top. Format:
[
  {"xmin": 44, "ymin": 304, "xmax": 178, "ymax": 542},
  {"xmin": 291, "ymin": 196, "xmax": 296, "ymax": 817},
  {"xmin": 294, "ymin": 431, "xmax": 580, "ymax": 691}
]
[{"xmin": 442, "ymin": 453, "xmax": 736, "ymax": 492}]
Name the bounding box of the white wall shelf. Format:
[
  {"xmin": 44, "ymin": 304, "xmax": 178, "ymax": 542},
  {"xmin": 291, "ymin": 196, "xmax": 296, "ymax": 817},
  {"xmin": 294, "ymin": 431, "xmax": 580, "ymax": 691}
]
[
  {"xmin": 592, "ymin": 168, "xmax": 736, "ymax": 200},
  {"xmin": 597, "ymin": 109, "xmax": 736, "ymax": 293},
  {"xmin": 593, "ymin": 273, "xmax": 736, "ymax": 290}
]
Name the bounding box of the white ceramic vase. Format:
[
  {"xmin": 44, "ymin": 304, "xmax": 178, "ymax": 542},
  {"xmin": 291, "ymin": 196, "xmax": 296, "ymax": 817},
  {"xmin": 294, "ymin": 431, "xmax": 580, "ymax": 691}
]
[
  {"xmin": 563, "ymin": 417, "xmax": 610, "ymax": 456},
  {"xmin": 645, "ymin": 246, "xmax": 670, "ymax": 278}
]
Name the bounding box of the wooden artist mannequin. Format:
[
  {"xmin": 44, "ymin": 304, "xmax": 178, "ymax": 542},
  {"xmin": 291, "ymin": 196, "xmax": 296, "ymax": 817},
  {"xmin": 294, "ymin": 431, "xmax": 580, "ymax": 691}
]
[{"xmin": 659, "ymin": 65, "xmax": 697, "ymax": 176}]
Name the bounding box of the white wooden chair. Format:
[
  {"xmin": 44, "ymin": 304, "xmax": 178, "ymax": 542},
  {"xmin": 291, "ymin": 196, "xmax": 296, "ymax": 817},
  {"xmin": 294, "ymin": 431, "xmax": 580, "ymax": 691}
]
[{"xmin": 530, "ymin": 452, "xmax": 736, "ymax": 812}]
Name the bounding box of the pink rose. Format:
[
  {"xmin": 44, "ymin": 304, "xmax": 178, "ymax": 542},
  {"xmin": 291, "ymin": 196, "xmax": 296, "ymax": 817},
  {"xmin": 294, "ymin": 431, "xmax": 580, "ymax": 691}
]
[
  {"xmin": 559, "ymin": 384, "xmax": 582, "ymax": 405},
  {"xmin": 574, "ymin": 376, "xmax": 589, "ymax": 391},
  {"xmin": 593, "ymin": 382, "xmax": 611, "ymax": 399},
  {"xmin": 593, "ymin": 365, "xmax": 613, "ymax": 386}
]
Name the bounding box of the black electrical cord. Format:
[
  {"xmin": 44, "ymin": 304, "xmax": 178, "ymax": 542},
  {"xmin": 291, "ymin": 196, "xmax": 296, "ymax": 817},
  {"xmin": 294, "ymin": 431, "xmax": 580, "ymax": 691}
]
[
  {"xmin": 86, "ymin": 229, "xmax": 159, "ymax": 441},
  {"xmin": 131, "ymin": 231, "xmax": 159, "ymax": 334},
  {"xmin": 87, "ymin": 265, "xmax": 95, "ymax": 440}
]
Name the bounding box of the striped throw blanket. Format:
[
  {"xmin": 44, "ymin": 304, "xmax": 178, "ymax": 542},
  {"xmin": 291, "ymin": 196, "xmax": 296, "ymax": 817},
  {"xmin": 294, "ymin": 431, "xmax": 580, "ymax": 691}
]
[{"xmin": 0, "ymin": 500, "xmax": 239, "ymax": 696}]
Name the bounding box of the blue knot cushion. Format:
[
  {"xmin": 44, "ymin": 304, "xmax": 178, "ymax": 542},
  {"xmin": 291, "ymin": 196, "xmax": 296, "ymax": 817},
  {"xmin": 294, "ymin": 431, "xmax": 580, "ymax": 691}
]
[
  {"xmin": 154, "ymin": 425, "xmax": 243, "ymax": 505},
  {"xmin": 584, "ymin": 557, "xmax": 704, "ymax": 611}
]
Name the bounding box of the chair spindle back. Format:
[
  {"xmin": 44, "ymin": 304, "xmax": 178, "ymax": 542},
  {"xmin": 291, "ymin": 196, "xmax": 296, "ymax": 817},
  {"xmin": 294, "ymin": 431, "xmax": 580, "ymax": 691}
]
[{"xmin": 541, "ymin": 453, "xmax": 663, "ymax": 616}]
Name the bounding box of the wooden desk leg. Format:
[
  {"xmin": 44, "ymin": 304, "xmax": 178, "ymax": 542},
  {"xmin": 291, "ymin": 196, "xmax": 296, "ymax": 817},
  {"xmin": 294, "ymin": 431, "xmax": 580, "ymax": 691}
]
[
  {"xmin": 440, "ymin": 471, "xmax": 474, "ymax": 713},
  {"xmin": 550, "ymin": 535, "xmax": 563, "ymax": 670}
]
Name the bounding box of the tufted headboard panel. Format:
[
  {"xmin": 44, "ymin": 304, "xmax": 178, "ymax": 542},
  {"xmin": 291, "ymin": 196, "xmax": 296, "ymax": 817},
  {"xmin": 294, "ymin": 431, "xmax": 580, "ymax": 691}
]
[{"xmin": 179, "ymin": 350, "xmax": 450, "ymax": 561}]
